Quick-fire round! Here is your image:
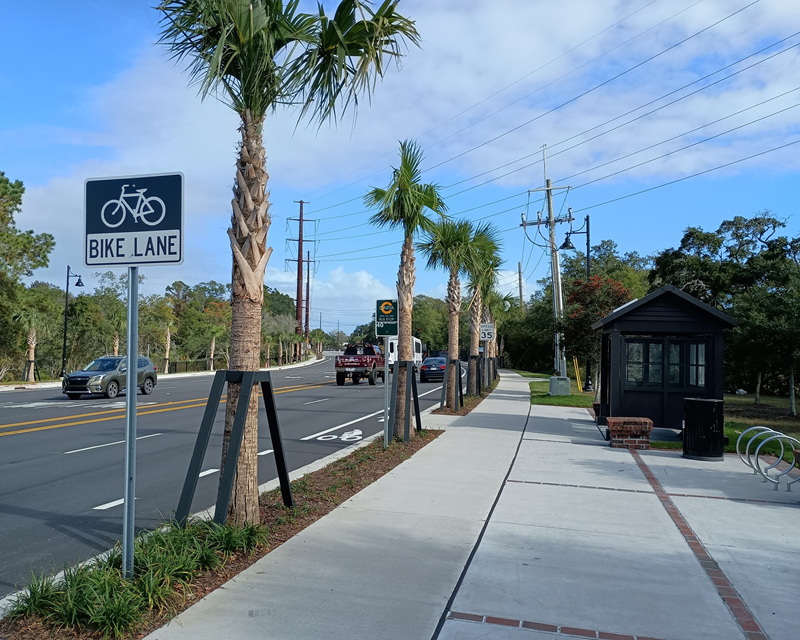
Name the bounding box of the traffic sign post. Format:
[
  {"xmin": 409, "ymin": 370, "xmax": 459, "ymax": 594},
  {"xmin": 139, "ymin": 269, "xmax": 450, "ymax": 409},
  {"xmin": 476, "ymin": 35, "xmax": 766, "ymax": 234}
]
[
  {"xmin": 376, "ymin": 300, "xmax": 398, "ymax": 448},
  {"xmin": 85, "ymin": 172, "xmax": 184, "ymax": 578},
  {"xmin": 480, "ymin": 323, "xmax": 495, "ymax": 387}
]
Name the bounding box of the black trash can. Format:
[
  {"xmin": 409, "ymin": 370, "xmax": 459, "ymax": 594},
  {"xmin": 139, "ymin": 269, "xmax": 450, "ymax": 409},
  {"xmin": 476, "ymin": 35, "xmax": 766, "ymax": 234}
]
[{"xmin": 683, "ymin": 398, "xmax": 725, "ymax": 461}]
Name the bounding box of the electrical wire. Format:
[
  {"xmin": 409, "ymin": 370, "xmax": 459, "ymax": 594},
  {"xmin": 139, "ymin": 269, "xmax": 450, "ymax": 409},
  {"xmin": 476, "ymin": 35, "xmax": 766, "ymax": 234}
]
[
  {"xmin": 422, "ymin": 1, "xmax": 760, "ymax": 173},
  {"xmin": 306, "ymin": 24, "xmax": 797, "ymax": 230},
  {"xmin": 303, "ymin": 0, "xmax": 671, "ymax": 205},
  {"xmin": 570, "ymin": 138, "xmax": 800, "ymax": 213}
]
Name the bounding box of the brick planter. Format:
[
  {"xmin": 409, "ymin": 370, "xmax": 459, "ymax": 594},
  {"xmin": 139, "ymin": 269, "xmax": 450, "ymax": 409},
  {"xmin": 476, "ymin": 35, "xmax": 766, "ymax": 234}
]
[{"xmin": 606, "ymin": 417, "xmax": 653, "ymax": 450}]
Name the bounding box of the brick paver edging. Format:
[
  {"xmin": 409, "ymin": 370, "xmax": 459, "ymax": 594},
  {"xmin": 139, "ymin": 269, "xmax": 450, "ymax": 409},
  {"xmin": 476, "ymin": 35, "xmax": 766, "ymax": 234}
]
[
  {"xmin": 630, "ymin": 450, "xmax": 770, "ymax": 640},
  {"xmin": 447, "ymin": 611, "xmax": 666, "ymax": 640}
]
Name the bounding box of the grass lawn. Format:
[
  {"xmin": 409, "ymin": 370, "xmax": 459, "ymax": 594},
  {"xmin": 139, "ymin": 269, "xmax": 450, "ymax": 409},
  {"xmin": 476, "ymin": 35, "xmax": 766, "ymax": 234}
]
[
  {"xmin": 513, "ymin": 370, "xmax": 551, "ymax": 379},
  {"xmin": 526, "ymin": 377, "xmax": 595, "ymax": 408}
]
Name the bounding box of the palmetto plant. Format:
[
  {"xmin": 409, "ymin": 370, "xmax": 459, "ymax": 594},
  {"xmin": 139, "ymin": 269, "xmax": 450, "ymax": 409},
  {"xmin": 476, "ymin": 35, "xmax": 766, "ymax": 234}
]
[
  {"xmin": 365, "ymin": 140, "xmax": 446, "ymax": 437},
  {"xmin": 418, "ymin": 220, "xmax": 499, "ymax": 408},
  {"xmin": 158, "ymin": 0, "xmax": 419, "ymax": 524}
]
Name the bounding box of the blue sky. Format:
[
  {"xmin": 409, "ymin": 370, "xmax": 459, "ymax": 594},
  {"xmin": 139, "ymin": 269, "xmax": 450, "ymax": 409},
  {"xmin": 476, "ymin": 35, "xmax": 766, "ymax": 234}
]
[{"xmin": 2, "ymin": 0, "xmax": 799, "ymax": 334}]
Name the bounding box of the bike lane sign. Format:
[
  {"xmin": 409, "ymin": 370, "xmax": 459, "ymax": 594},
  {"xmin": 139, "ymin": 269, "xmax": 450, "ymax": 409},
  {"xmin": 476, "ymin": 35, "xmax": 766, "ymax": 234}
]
[{"xmin": 84, "ymin": 173, "xmax": 184, "ymax": 267}]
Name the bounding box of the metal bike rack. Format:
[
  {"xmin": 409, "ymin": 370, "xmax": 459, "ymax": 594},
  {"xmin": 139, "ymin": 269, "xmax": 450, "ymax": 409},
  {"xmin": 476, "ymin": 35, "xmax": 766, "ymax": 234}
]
[{"xmin": 736, "ymin": 425, "xmax": 800, "ymax": 491}]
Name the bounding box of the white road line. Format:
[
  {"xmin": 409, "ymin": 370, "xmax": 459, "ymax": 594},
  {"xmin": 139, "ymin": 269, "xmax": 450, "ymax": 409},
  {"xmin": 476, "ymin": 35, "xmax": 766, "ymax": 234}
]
[
  {"xmin": 301, "ymin": 410, "xmax": 383, "ymax": 441},
  {"xmin": 257, "ymin": 449, "xmax": 274, "ymax": 456},
  {"xmin": 64, "ymin": 433, "xmax": 162, "ymax": 455},
  {"xmin": 198, "ymin": 468, "xmax": 219, "ymax": 477},
  {"xmin": 303, "ymin": 398, "xmax": 329, "ymax": 405},
  {"xmin": 93, "ymin": 498, "xmax": 126, "ymax": 510}
]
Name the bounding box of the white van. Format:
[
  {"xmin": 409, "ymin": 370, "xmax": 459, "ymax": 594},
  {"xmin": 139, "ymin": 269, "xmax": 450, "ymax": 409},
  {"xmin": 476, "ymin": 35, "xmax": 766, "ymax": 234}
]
[{"xmin": 386, "ymin": 337, "xmax": 423, "ymax": 372}]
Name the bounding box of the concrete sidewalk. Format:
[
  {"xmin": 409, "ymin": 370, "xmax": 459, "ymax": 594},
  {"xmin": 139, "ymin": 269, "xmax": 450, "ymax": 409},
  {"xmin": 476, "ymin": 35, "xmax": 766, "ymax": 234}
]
[{"xmin": 145, "ymin": 371, "xmax": 799, "ymax": 640}]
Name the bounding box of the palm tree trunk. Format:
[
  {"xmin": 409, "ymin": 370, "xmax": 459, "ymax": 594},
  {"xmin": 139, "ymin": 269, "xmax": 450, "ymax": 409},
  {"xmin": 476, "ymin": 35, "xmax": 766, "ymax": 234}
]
[
  {"xmin": 394, "ymin": 234, "xmax": 416, "ymax": 438},
  {"xmin": 221, "ymin": 110, "xmax": 272, "ymax": 527},
  {"xmin": 468, "ymin": 290, "xmax": 482, "ymax": 394},
  {"xmin": 163, "ymin": 326, "xmax": 171, "ymax": 375},
  {"xmin": 113, "ymin": 331, "xmax": 120, "ymax": 357},
  {"xmin": 278, "ymin": 340, "xmax": 283, "ymax": 366},
  {"xmin": 25, "ymin": 329, "xmax": 36, "ymax": 383},
  {"xmin": 446, "ymin": 267, "xmax": 461, "ymax": 409},
  {"xmin": 266, "ymin": 343, "xmax": 271, "ymax": 367},
  {"xmin": 210, "ymin": 335, "xmax": 216, "ymax": 371},
  {"xmin": 790, "ymin": 362, "xmax": 796, "ymax": 417}
]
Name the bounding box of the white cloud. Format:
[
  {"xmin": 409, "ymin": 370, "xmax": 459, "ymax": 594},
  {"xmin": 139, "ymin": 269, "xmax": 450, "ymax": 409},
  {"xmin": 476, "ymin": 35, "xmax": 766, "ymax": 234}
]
[{"xmin": 9, "ymin": 0, "xmax": 800, "ymax": 334}]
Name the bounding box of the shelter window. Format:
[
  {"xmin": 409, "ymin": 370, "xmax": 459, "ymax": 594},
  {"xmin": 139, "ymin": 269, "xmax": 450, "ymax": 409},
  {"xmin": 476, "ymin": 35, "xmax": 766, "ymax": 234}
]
[
  {"xmin": 625, "ymin": 340, "xmax": 663, "ymax": 387},
  {"xmin": 668, "ymin": 341, "xmax": 707, "ymax": 389}
]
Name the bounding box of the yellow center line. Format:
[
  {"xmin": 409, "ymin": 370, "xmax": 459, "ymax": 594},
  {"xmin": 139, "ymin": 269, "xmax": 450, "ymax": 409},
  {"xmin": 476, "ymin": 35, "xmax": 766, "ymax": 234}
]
[
  {"xmin": 0, "ymin": 381, "xmax": 331, "ymax": 431},
  {"xmin": 0, "ymin": 381, "xmax": 335, "ymax": 438}
]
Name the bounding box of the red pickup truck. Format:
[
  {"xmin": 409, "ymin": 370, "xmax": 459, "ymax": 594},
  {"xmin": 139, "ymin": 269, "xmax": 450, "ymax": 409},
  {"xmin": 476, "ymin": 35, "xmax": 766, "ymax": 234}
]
[{"xmin": 335, "ymin": 344, "xmax": 385, "ymax": 386}]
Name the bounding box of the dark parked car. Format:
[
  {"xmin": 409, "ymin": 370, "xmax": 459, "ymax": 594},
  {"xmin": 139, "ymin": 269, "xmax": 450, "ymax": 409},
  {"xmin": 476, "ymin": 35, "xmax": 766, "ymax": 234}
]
[
  {"xmin": 419, "ymin": 357, "xmax": 447, "ymax": 383},
  {"xmin": 62, "ymin": 356, "xmax": 158, "ymax": 400}
]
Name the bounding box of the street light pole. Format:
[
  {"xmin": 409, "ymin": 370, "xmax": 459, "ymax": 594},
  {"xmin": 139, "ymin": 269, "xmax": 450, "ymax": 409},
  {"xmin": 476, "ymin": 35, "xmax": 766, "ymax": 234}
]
[
  {"xmin": 60, "ymin": 265, "xmax": 84, "ymax": 378},
  {"xmin": 560, "ymin": 213, "xmax": 593, "ymax": 392}
]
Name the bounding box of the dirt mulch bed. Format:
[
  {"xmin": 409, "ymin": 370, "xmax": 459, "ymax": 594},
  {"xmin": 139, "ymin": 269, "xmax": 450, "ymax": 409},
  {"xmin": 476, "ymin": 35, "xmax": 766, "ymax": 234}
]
[
  {"xmin": 0, "ymin": 430, "xmax": 442, "ymax": 640},
  {"xmin": 725, "ymin": 401, "xmax": 800, "ymax": 424},
  {"xmin": 432, "ymin": 377, "xmax": 499, "ymax": 416}
]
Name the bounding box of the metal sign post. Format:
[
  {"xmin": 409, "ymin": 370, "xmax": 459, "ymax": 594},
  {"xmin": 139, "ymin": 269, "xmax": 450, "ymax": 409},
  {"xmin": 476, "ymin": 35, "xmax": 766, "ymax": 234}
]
[
  {"xmin": 376, "ymin": 300, "xmax": 398, "ymax": 447},
  {"xmin": 122, "ymin": 267, "xmax": 138, "ymax": 578},
  {"xmin": 480, "ymin": 323, "xmax": 495, "ymax": 389},
  {"xmin": 85, "ymin": 172, "xmax": 183, "ymax": 579}
]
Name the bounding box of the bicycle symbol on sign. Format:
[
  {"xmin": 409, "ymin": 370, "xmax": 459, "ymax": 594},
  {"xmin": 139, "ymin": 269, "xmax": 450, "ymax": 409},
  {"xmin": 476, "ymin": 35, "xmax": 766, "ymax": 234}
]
[
  {"xmin": 101, "ymin": 184, "xmax": 166, "ymax": 228},
  {"xmin": 317, "ymin": 429, "xmax": 362, "ymax": 442}
]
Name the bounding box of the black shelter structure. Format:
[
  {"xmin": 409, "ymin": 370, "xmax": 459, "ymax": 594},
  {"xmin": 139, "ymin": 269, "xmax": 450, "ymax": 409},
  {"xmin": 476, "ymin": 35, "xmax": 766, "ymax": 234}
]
[{"xmin": 591, "ymin": 285, "xmax": 737, "ymax": 429}]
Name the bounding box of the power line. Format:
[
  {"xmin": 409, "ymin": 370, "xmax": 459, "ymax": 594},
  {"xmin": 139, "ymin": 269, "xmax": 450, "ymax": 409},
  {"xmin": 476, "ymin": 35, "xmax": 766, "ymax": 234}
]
[
  {"xmin": 423, "ymin": 1, "xmax": 760, "ymax": 173},
  {"xmin": 303, "ymin": 0, "xmax": 671, "ymax": 205},
  {"xmin": 566, "ymin": 101, "xmax": 800, "ymax": 190},
  {"xmin": 440, "ymin": 34, "xmax": 799, "ymax": 197},
  {"xmin": 306, "ymin": 16, "xmax": 795, "ymax": 227},
  {"xmin": 571, "ymin": 138, "xmax": 800, "ymax": 213}
]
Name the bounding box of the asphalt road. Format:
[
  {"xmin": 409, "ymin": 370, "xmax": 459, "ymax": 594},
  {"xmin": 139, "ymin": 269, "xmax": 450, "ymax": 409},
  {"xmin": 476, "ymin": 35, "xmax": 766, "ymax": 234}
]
[{"xmin": 0, "ymin": 356, "xmax": 446, "ymax": 597}]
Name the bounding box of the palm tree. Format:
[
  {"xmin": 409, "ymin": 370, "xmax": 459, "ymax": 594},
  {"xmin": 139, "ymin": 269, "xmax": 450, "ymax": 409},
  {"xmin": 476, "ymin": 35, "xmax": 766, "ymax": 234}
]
[
  {"xmin": 12, "ymin": 308, "xmax": 50, "ymax": 382},
  {"xmin": 158, "ymin": 0, "xmax": 419, "ymax": 524},
  {"xmin": 418, "ymin": 220, "xmax": 499, "ymax": 408},
  {"xmin": 365, "ymin": 140, "xmax": 446, "ymax": 437},
  {"xmin": 466, "ymin": 252, "xmax": 502, "ymax": 394}
]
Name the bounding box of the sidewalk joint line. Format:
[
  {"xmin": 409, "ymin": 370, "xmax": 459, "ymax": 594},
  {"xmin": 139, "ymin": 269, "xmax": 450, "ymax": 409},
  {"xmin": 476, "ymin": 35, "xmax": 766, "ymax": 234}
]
[
  {"xmin": 506, "ymin": 479, "xmax": 652, "ymax": 494},
  {"xmin": 630, "ymin": 450, "xmax": 770, "ymax": 640},
  {"xmin": 430, "ymin": 399, "xmax": 533, "ymax": 640}
]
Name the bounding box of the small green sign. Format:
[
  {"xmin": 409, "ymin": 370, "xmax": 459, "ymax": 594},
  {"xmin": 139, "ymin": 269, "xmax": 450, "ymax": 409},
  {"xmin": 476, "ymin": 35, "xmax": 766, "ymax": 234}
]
[{"xmin": 376, "ymin": 299, "xmax": 398, "ymax": 336}]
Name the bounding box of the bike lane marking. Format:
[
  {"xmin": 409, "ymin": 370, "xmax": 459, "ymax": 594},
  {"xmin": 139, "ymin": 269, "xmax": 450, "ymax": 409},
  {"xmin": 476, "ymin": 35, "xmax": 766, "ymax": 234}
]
[{"xmin": 300, "ymin": 410, "xmax": 383, "ymax": 441}]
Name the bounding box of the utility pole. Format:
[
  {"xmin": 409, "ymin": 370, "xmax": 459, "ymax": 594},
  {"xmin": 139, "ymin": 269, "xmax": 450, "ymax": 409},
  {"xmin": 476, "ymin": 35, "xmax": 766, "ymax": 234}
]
[
  {"xmin": 518, "ymin": 261, "xmax": 524, "ymax": 309},
  {"xmin": 294, "ymin": 201, "xmax": 304, "ymax": 339},
  {"xmin": 524, "ymin": 146, "xmax": 571, "ymax": 378},
  {"xmin": 305, "ymin": 250, "xmax": 311, "ymax": 338},
  {"xmin": 287, "ymin": 201, "xmax": 316, "ymax": 360}
]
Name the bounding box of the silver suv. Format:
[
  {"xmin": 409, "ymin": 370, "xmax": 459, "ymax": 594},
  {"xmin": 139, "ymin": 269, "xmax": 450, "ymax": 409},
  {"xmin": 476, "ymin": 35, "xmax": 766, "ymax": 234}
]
[{"xmin": 62, "ymin": 356, "xmax": 158, "ymax": 400}]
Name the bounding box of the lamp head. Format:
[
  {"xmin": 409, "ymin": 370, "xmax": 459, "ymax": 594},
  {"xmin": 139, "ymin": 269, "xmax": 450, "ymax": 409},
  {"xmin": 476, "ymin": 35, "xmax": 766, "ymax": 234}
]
[
  {"xmin": 559, "ymin": 236, "xmax": 576, "ymax": 251},
  {"xmin": 75, "ymin": 276, "xmax": 84, "ymax": 287}
]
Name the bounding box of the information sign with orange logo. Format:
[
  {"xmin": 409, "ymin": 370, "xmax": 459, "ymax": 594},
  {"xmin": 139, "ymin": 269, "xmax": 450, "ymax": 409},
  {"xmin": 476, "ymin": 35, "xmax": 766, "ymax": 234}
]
[{"xmin": 376, "ymin": 299, "xmax": 398, "ymax": 336}]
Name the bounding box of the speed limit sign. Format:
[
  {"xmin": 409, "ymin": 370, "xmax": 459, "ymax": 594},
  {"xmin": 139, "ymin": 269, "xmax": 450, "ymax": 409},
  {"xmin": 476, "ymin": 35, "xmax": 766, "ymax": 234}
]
[{"xmin": 480, "ymin": 323, "xmax": 495, "ymax": 340}]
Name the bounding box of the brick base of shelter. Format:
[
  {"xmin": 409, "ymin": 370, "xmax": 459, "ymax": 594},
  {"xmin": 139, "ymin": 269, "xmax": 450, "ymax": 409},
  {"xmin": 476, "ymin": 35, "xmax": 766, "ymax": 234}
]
[{"xmin": 606, "ymin": 417, "xmax": 653, "ymax": 450}]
